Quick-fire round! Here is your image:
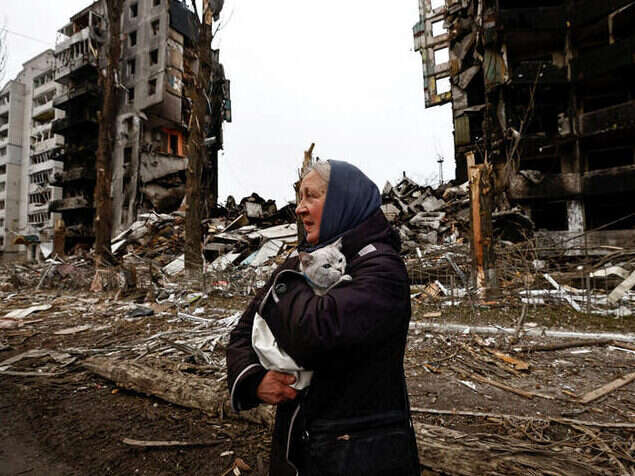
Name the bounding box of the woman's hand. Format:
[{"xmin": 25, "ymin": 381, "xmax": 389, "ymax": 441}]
[{"xmin": 257, "ymin": 370, "xmax": 298, "ymax": 404}]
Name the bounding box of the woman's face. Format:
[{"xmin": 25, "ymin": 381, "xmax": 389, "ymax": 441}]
[{"xmin": 296, "ymin": 171, "xmax": 327, "ymax": 245}]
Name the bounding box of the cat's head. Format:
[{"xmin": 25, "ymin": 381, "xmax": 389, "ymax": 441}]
[{"xmin": 299, "ymin": 238, "xmax": 346, "ymax": 289}]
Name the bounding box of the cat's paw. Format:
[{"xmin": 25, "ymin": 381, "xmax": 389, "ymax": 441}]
[{"xmin": 341, "ymin": 274, "xmax": 353, "ymax": 282}]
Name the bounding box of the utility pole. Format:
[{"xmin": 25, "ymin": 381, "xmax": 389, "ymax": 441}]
[
  {"xmin": 437, "ymin": 153, "xmax": 444, "ymax": 186},
  {"xmin": 184, "ymin": 0, "xmax": 214, "ymax": 277},
  {"xmin": 94, "ymin": 0, "xmax": 124, "ymax": 265}
]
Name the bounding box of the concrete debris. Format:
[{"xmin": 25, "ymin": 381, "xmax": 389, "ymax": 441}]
[{"xmin": 382, "ymin": 174, "xmax": 533, "ymax": 252}]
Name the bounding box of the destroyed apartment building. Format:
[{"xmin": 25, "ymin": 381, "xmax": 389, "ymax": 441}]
[
  {"xmin": 414, "ymin": 0, "xmax": 635, "ymax": 252},
  {"xmin": 0, "ymin": 0, "xmax": 230, "ymax": 261}
]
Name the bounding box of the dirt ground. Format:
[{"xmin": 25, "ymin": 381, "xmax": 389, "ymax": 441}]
[{"xmin": 1, "ymin": 289, "xmax": 634, "ymax": 475}]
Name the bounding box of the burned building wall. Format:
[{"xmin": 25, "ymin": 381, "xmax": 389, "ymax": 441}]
[{"xmin": 414, "ymin": 0, "xmax": 635, "ymax": 249}]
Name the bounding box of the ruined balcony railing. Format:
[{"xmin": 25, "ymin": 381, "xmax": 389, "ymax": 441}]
[
  {"xmin": 49, "ymin": 196, "xmax": 92, "ymax": 213},
  {"xmin": 50, "ymin": 167, "xmax": 96, "ymax": 186},
  {"xmin": 32, "ymin": 100, "xmax": 56, "ymax": 122},
  {"xmin": 32, "ymin": 136, "xmax": 65, "ymax": 156},
  {"xmin": 580, "ymin": 100, "xmax": 635, "ymax": 136},
  {"xmin": 53, "ymin": 84, "xmax": 99, "ymax": 111},
  {"xmin": 51, "ymin": 113, "xmax": 98, "ymax": 135}
]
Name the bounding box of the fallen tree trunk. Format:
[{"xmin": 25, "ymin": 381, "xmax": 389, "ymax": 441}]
[
  {"xmin": 83, "ymin": 357, "xmax": 273, "ymax": 426},
  {"xmin": 414, "ymin": 423, "xmax": 606, "ymax": 475}
]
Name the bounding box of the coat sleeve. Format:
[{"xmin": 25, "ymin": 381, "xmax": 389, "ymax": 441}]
[
  {"xmin": 226, "ymin": 258, "xmax": 298, "ymax": 411},
  {"xmin": 261, "ymin": 250, "xmax": 410, "ymax": 370}
]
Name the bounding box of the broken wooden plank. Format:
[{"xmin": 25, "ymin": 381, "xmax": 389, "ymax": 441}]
[
  {"xmin": 607, "ymin": 270, "xmax": 635, "ymax": 305},
  {"xmin": 579, "ymin": 372, "xmax": 635, "ymax": 404},
  {"xmin": 82, "ymin": 357, "xmax": 273, "ymax": 426},
  {"xmin": 122, "ymin": 438, "xmax": 224, "ymax": 448},
  {"xmin": 467, "ymin": 372, "xmax": 553, "ymax": 400},
  {"xmin": 414, "ymin": 422, "xmax": 605, "ymax": 475},
  {"xmin": 513, "ymin": 338, "xmax": 612, "ymax": 353},
  {"xmin": 409, "ymin": 407, "xmax": 635, "ymax": 429}
]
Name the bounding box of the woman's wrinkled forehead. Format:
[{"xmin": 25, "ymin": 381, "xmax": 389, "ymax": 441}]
[{"xmin": 300, "ymin": 170, "xmax": 328, "ymax": 197}]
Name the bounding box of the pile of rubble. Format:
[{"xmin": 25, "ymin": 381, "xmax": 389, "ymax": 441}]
[{"xmin": 381, "ymin": 175, "xmax": 534, "ymax": 253}]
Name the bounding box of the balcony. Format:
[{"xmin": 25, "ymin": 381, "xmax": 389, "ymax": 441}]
[
  {"xmin": 33, "ymin": 81, "xmax": 57, "ymax": 100},
  {"xmin": 54, "ymin": 28, "xmax": 100, "ymax": 85},
  {"xmin": 51, "ymin": 112, "xmax": 98, "ymax": 135},
  {"xmin": 31, "ymin": 135, "xmax": 65, "ymax": 156},
  {"xmin": 50, "ymin": 167, "xmax": 96, "ymax": 186},
  {"xmin": 572, "ymin": 34, "xmax": 635, "ymax": 81},
  {"xmin": 53, "ymin": 84, "xmax": 99, "ymax": 111},
  {"xmin": 580, "ymin": 100, "xmax": 635, "ymax": 136},
  {"xmin": 32, "ymin": 100, "xmax": 56, "ymax": 122},
  {"xmin": 49, "ymin": 195, "xmax": 92, "ymax": 212}
]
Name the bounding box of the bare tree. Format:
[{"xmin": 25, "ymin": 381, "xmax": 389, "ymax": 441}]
[
  {"xmin": 184, "ymin": 0, "xmax": 214, "ymax": 277},
  {"xmin": 94, "ymin": 0, "xmax": 124, "ymax": 265}
]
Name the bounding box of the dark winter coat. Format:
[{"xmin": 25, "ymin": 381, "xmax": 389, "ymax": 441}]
[{"xmin": 226, "ymin": 209, "xmax": 419, "ymax": 475}]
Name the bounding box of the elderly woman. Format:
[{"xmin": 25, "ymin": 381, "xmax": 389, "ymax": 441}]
[{"xmin": 227, "ymin": 161, "xmax": 419, "ymax": 475}]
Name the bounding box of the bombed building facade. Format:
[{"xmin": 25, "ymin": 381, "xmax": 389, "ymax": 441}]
[
  {"xmin": 414, "ymin": 0, "xmax": 635, "ymax": 250},
  {"xmin": 0, "ymin": 0, "xmax": 229, "ymax": 260}
]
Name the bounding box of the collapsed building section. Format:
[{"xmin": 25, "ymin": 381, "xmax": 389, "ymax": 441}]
[
  {"xmin": 48, "ymin": 0, "xmax": 229, "ymax": 253},
  {"xmin": 414, "ymin": 0, "xmax": 635, "ymax": 252}
]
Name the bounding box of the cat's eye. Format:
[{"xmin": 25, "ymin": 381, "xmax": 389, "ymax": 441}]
[
  {"xmin": 323, "ymin": 264, "xmax": 331, "ymax": 269},
  {"xmin": 338, "ymin": 258, "xmax": 343, "ymax": 263}
]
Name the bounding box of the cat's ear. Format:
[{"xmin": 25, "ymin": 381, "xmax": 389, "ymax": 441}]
[
  {"xmin": 299, "ymin": 252, "xmax": 313, "ymax": 266},
  {"xmin": 333, "ymin": 237, "xmax": 343, "ymax": 250}
]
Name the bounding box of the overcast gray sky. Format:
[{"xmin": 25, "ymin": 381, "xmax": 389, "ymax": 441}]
[{"xmin": 3, "ymin": 0, "xmax": 455, "ymax": 206}]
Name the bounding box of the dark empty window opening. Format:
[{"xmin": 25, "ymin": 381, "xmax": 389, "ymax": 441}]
[
  {"xmin": 150, "ymin": 49, "xmax": 159, "ymax": 65},
  {"xmin": 169, "ymin": 134, "xmax": 179, "ymax": 155},
  {"xmin": 129, "ymin": 31, "xmax": 137, "ymax": 47},
  {"xmin": 124, "ymin": 147, "xmax": 133, "ymax": 165},
  {"xmin": 531, "ymin": 201, "xmax": 568, "ymax": 231},
  {"xmin": 585, "ymin": 193, "xmax": 635, "ymax": 230},
  {"xmin": 153, "ymin": 0, "xmax": 161, "ymax": 6},
  {"xmin": 587, "ymin": 148, "xmax": 633, "ymax": 171},
  {"xmin": 148, "ymin": 78, "xmax": 157, "ymax": 96},
  {"xmin": 128, "ymin": 87, "xmax": 135, "ymax": 103},
  {"xmin": 130, "ymin": 3, "xmax": 138, "ymax": 18},
  {"xmin": 152, "ymin": 19, "xmax": 160, "ymax": 35},
  {"xmin": 127, "ymin": 58, "xmax": 136, "ymax": 78}
]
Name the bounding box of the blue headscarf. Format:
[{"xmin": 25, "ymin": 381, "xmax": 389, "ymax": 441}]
[{"xmin": 315, "ymin": 160, "xmax": 381, "ymax": 247}]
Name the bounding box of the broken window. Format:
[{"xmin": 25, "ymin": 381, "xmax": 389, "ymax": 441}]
[
  {"xmin": 587, "ymin": 148, "xmax": 634, "ymax": 171},
  {"xmin": 129, "ymin": 31, "xmax": 137, "ymax": 47},
  {"xmin": 28, "ymin": 212, "xmax": 50, "ymax": 224},
  {"xmin": 152, "ymin": 19, "xmax": 160, "ymax": 35},
  {"xmin": 430, "ymin": 0, "xmax": 445, "ymax": 10},
  {"xmin": 29, "ymin": 170, "xmax": 51, "ymax": 184},
  {"xmin": 160, "ymin": 128, "xmax": 184, "ymax": 156},
  {"xmin": 124, "ymin": 146, "xmax": 133, "ymax": 165},
  {"xmin": 128, "ymin": 87, "xmax": 135, "ymax": 104},
  {"xmin": 586, "ymin": 193, "xmax": 635, "ymax": 230},
  {"xmin": 0, "ymin": 165, "xmax": 7, "ymax": 175},
  {"xmin": 127, "ymin": 58, "xmax": 136, "ymax": 78},
  {"xmin": 153, "ymin": 0, "xmax": 161, "ymax": 6},
  {"xmin": 436, "ymin": 77, "xmax": 451, "ymax": 94},
  {"xmin": 148, "ymin": 78, "xmax": 157, "ymax": 96},
  {"xmin": 434, "ymin": 47, "xmax": 449, "ymax": 65},
  {"xmin": 170, "ymin": 134, "xmax": 178, "ymax": 155},
  {"xmin": 29, "ymin": 191, "xmax": 51, "ymax": 205},
  {"xmin": 432, "ymin": 20, "xmax": 445, "ymax": 37},
  {"xmin": 532, "ymin": 201, "xmax": 568, "ymax": 231},
  {"xmin": 0, "ymin": 200, "xmax": 5, "ymax": 210},
  {"xmin": 130, "ymin": 3, "xmax": 138, "ymax": 18},
  {"xmin": 0, "ymin": 182, "xmax": 4, "ymax": 192},
  {"xmin": 150, "ymin": 49, "xmax": 159, "ymax": 66}
]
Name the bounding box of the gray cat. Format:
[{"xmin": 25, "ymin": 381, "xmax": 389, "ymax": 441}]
[
  {"xmin": 299, "ymin": 238, "xmax": 352, "ymax": 295},
  {"xmin": 251, "ymin": 239, "xmax": 352, "ymax": 390}
]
